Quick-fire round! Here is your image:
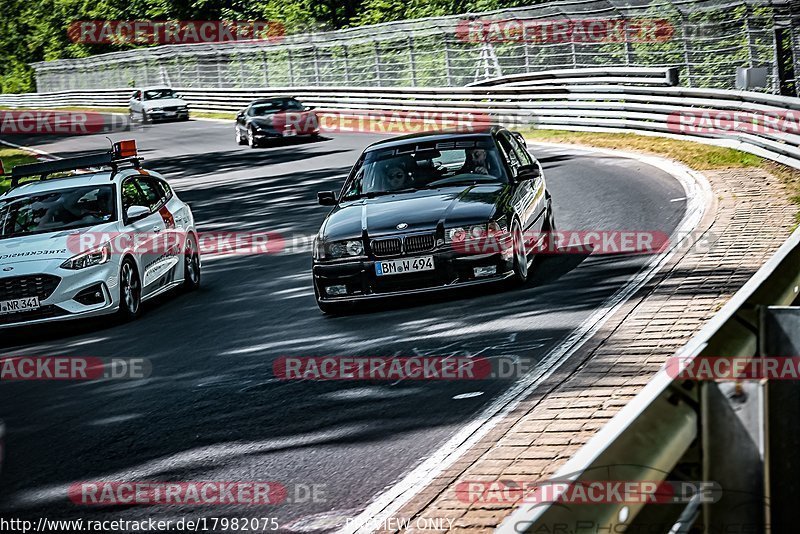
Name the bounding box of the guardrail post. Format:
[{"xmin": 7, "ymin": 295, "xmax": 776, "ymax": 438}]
[
  {"xmin": 762, "ymin": 305, "xmax": 800, "ymax": 531},
  {"xmin": 374, "ymin": 43, "xmax": 382, "ymax": 87},
  {"xmin": 680, "ymin": 13, "xmax": 694, "ymax": 87},
  {"xmin": 408, "ymin": 35, "xmax": 417, "ymax": 87},
  {"xmin": 700, "ymin": 380, "xmax": 764, "ymax": 529},
  {"xmin": 313, "ymin": 46, "xmax": 321, "ymax": 86},
  {"xmin": 288, "ymin": 48, "xmax": 295, "ymax": 86},
  {"xmin": 444, "ymin": 38, "xmax": 453, "ymax": 86},
  {"xmin": 343, "ymin": 45, "xmax": 350, "ymax": 86}
]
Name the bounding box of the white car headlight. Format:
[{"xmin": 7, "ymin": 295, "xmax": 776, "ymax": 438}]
[
  {"xmin": 327, "ymin": 240, "xmax": 364, "ymax": 259},
  {"xmin": 61, "ymin": 242, "xmax": 112, "ymax": 270}
]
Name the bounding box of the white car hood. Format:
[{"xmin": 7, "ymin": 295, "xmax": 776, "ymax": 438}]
[
  {"xmin": 142, "ymin": 98, "xmax": 187, "ymax": 110},
  {"xmin": 0, "ymin": 223, "xmax": 119, "ymax": 265}
]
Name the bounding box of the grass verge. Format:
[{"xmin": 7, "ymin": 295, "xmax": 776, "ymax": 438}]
[
  {"xmin": 0, "ymin": 147, "xmax": 40, "ymax": 194},
  {"xmin": 521, "ymin": 129, "xmax": 800, "ymax": 225}
]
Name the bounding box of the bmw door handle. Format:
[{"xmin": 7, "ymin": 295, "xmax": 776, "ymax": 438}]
[{"xmin": 153, "ymin": 226, "xmax": 162, "ymax": 233}]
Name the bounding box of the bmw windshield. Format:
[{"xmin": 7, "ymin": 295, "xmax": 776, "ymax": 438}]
[
  {"xmin": 341, "ymin": 139, "xmax": 508, "ymax": 200},
  {"xmin": 250, "ymin": 99, "xmax": 304, "ymax": 116},
  {"xmin": 0, "ymin": 185, "xmax": 117, "ymax": 239}
]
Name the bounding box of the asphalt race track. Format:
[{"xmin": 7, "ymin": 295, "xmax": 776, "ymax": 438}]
[{"xmin": 0, "ymin": 119, "xmax": 686, "ymax": 531}]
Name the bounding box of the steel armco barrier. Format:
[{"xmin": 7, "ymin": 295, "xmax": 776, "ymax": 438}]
[
  {"xmin": 497, "ymin": 226, "xmax": 800, "ymax": 533},
  {"xmin": 1, "ymin": 68, "xmax": 799, "ymax": 170},
  {"xmin": 2, "ymin": 71, "xmax": 800, "ymax": 531},
  {"xmin": 26, "ymin": 0, "xmax": 799, "ymax": 95}
]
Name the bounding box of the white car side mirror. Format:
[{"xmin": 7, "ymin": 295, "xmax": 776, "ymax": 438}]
[{"xmin": 126, "ymin": 205, "xmax": 150, "ymax": 222}]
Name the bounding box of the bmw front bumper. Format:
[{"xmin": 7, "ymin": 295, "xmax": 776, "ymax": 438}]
[{"xmin": 312, "ymin": 246, "xmax": 515, "ymax": 304}]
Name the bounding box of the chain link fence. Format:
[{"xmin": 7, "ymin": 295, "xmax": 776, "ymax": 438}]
[{"xmin": 31, "ymin": 0, "xmax": 799, "ymax": 94}]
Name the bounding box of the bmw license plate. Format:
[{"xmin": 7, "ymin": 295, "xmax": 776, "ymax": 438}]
[
  {"xmin": 0, "ymin": 297, "xmax": 40, "ymax": 315},
  {"xmin": 375, "ymin": 256, "xmax": 434, "ymax": 276},
  {"xmin": 283, "ymin": 129, "xmax": 297, "ymax": 137}
]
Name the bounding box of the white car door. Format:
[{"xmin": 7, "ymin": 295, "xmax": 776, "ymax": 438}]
[{"xmin": 121, "ymin": 175, "xmax": 171, "ymax": 298}]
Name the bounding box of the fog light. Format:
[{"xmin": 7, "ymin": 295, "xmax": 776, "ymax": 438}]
[
  {"xmin": 326, "ymin": 285, "xmax": 347, "ymax": 296},
  {"xmin": 474, "ymin": 266, "xmax": 497, "ymax": 278},
  {"xmin": 74, "ymin": 283, "xmax": 106, "ymax": 305}
]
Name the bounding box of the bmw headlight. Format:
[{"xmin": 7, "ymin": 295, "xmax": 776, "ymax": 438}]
[
  {"xmin": 446, "ymin": 224, "xmax": 486, "ymax": 244},
  {"xmin": 61, "ymin": 242, "xmax": 112, "ymax": 270},
  {"xmin": 445, "ymin": 220, "xmax": 508, "ymax": 244},
  {"xmin": 327, "ymin": 240, "xmax": 364, "ymax": 259}
]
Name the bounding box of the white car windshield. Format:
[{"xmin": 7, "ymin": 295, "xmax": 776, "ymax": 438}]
[
  {"xmin": 0, "ymin": 185, "xmax": 116, "ymax": 239},
  {"xmin": 144, "ymin": 89, "xmax": 177, "ymax": 100}
]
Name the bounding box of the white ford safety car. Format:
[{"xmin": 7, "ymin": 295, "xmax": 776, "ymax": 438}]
[{"xmin": 0, "ymin": 140, "xmax": 201, "ymax": 328}]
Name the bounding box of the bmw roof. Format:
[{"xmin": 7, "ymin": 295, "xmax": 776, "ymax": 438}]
[{"xmin": 364, "ymin": 126, "xmax": 503, "ymax": 152}]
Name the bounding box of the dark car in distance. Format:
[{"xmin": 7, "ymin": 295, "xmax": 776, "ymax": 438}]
[
  {"xmin": 312, "ymin": 126, "xmax": 556, "ymax": 313},
  {"xmin": 235, "ymin": 97, "xmax": 319, "ymax": 147}
]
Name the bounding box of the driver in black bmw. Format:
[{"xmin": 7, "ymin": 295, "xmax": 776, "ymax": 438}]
[{"xmin": 312, "ymin": 126, "xmax": 556, "ymax": 314}]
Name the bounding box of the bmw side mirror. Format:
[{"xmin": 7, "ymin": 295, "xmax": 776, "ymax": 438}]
[
  {"xmin": 305, "ymin": 106, "xmax": 316, "ymax": 111},
  {"xmin": 126, "ymin": 205, "xmax": 150, "ymax": 223},
  {"xmin": 317, "ymin": 191, "xmax": 337, "ymax": 206},
  {"xmin": 517, "ymin": 164, "xmax": 541, "ymax": 181}
]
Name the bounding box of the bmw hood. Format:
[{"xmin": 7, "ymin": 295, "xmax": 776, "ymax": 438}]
[{"xmin": 321, "ymin": 184, "xmax": 506, "ymax": 240}]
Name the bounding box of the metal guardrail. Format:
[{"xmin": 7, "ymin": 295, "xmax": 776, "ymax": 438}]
[
  {"xmin": 2, "ymin": 70, "xmax": 799, "ymax": 170},
  {"xmin": 497, "ymin": 226, "xmax": 800, "ymax": 533},
  {"xmin": 1, "ymin": 69, "xmax": 799, "ymax": 531},
  {"xmin": 28, "ymin": 0, "xmax": 799, "ymax": 94}
]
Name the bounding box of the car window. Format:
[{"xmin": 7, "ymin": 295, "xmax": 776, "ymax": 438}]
[
  {"xmin": 121, "ymin": 178, "xmax": 148, "ymax": 213},
  {"xmin": 136, "ymin": 177, "xmax": 165, "ymax": 212},
  {"xmin": 342, "ymin": 139, "xmax": 507, "ymax": 199},
  {"xmin": 504, "ymin": 131, "xmax": 533, "ymax": 166},
  {"xmin": 144, "ymin": 89, "xmax": 177, "ymax": 100},
  {"xmin": 249, "ymin": 99, "xmax": 304, "ymax": 116},
  {"xmin": 496, "ymin": 135, "xmax": 521, "ymax": 176},
  {"xmin": 155, "ymin": 179, "xmax": 173, "ymax": 202},
  {"xmin": 0, "ymin": 185, "xmax": 116, "ymax": 239}
]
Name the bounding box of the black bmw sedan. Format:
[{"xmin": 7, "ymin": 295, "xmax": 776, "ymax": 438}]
[
  {"xmin": 312, "ymin": 126, "xmax": 555, "ymax": 313},
  {"xmin": 235, "ymin": 97, "xmax": 319, "ymax": 147}
]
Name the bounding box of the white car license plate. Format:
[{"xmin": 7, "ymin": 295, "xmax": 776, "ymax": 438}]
[
  {"xmin": 376, "ymin": 256, "xmax": 434, "ymax": 276},
  {"xmin": 283, "ymin": 129, "xmax": 297, "ymax": 137},
  {"xmin": 165, "ymin": 111, "xmax": 176, "ymax": 117},
  {"xmin": 0, "ymin": 296, "xmax": 40, "ymax": 315}
]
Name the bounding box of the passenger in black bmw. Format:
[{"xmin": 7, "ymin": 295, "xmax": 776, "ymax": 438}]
[{"xmin": 312, "ymin": 126, "xmax": 556, "ymax": 314}]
